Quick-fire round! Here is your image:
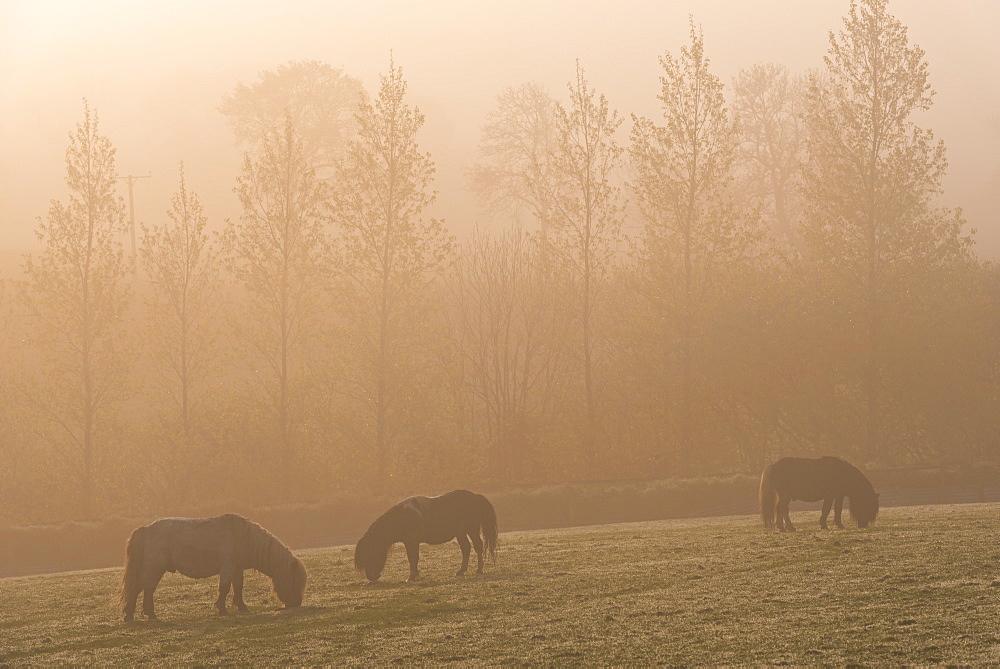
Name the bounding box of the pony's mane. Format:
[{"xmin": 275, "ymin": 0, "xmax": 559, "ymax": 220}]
[
  {"xmin": 231, "ymin": 515, "xmax": 292, "ymax": 567},
  {"xmin": 226, "ymin": 514, "xmax": 305, "ymax": 605}
]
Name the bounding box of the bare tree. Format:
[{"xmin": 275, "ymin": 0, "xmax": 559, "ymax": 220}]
[
  {"xmin": 20, "ymin": 101, "xmax": 132, "ymax": 517},
  {"xmin": 470, "ymin": 82, "xmax": 558, "ymax": 233},
  {"xmin": 450, "ymin": 227, "xmax": 572, "ymax": 484},
  {"xmin": 733, "ymin": 62, "xmax": 807, "ymax": 251}
]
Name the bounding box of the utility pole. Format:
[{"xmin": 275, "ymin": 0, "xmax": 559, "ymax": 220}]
[{"xmin": 115, "ymin": 172, "xmax": 151, "ymax": 276}]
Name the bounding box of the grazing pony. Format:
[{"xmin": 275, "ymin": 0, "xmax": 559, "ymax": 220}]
[
  {"xmin": 760, "ymin": 456, "xmax": 879, "ymax": 532},
  {"xmin": 354, "ymin": 489, "xmax": 498, "ymax": 582},
  {"xmin": 119, "ymin": 513, "xmax": 306, "ymax": 622}
]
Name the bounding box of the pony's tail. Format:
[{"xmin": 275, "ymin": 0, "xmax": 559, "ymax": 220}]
[
  {"xmin": 479, "ymin": 494, "xmax": 498, "ymax": 563},
  {"xmin": 760, "ymin": 465, "xmax": 777, "ymax": 529},
  {"xmin": 119, "ymin": 526, "xmax": 145, "ymax": 613}
]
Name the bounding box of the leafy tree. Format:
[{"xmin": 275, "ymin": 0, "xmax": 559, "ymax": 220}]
[
  {"xmin": 139, "ymin": 164, "xmax": 221, "ymax": 505},
  {"xmin": 543, "ymin": 62, "xmax": 624, "ymax": 466},
  {"xmin": 222, "ymin": 119, "xmax": 329, "ymax": 497},
  {"xmin": 802, "ymin": 0, "xmax": 971, "ymax": 463},
  {"xmin": 20, "ymin": 102, "xmax": 132, "ymax": 516},
  {"xmin": 220, "ymin": 60, "xmax": 365, "ymax": 176},
  {"xmin": 630, "ymin": 23, "xmax": 761, "ymax": 474},
  {"xmin": 328, "ymin": 59, "xmax": 454, "ymax": 493}
]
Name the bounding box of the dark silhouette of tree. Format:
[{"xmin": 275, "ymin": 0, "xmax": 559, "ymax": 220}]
[{"xmin": 220, "ymin": 60, "xmax": 365, "ymax": 177}]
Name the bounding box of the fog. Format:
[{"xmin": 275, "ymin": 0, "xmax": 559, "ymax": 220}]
[
  {"xmin": 2, "ymin": 0, "xmax": 1000, "ymax": 533},
  {"xmin": 2, "ymin": 0, "xmax": 998, "ymax": 253}
]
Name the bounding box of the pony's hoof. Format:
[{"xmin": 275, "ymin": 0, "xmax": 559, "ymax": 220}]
[
  {"xmin": 455, "ymin": 570, "xmax": 466, "ymax": 577},
  {"xmin": 237, "ymin": 605, "xmax": 249, "ymax": 613},
  {"xmin": 123, "ymin": 615, "xmax": 134, "ymax": 623}
]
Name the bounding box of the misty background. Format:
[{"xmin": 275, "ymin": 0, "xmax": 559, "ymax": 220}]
[
  {"xmin": 2, "ymin": 1, "xmax": 998, "ymax": 253},
  {"xmin": 1, "ymin": 0, "xmax": 999, "ymax": 528}
]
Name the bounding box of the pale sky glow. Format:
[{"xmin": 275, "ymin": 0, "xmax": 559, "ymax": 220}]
[{"xmin": 1, "ymin": 0, "xmax": 998, "ymax": 253}]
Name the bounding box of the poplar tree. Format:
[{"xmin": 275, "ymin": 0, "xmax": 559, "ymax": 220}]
[
  {"xmin": 802, "ymin": 0, "xmax": 970, "ymax": 462},
  {"xmin": 545, "ymin": 62, "xmax": 624, "ymax": 465},
  {"xmin": 329, "ymin": 59, "xmax": 453, "ymax": 492},
  {"xmin": 21, "ymin": 102, "xmax": 131, "ymax": 516},
  {"xmin": 140, "ymin": 165, "xmax": 220, "ymax": 504},
  {"xmin": 223, "ymin": 119, "xmax": 329, "ymax": 497},
  {"xmin": 630, "ymin": 23, "xmax": 758, "ymax": 474}
]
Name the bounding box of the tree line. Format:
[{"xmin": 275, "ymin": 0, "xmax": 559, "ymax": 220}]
[{"xmin": 0, "ymin": 0, "xmax": 994, "ymax": 524}]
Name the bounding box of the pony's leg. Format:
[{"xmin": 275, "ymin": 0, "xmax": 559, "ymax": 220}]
[
  {"xmin": 404, "ymin": 542, "xmax": 420, "ymax": 582},
  {"xmin": 232, "ymin": 569, "xmax": 249, "ymax": 612},
  {"xmin": 780, "ymin": 497, "xmax": 796, "ymax": 532},
  {"xmin": 773, "ymin": 497, "xmax": 784, "ymax": 531},
  {"xmin": 833, "ymin": 497, "xmax": 845, "ymax": 529},
  {"xmin": 820, "ymin": 498, "xmax": 833, "ymax": 530},
  {"xmin": 141, "ymin": 570, "xmax": 165, "ymax": 620},
  {"xmin": 469, "ymin": 532, "xmax": 485, "ymax": 575},
  {"xmin": 455, "ymin": 534, "xmax": 471, "ymax": 576},
  {"xmin": 123, "ymin": 582, "xmax": 141, "ymax": 623},
  {"xmin": 215, "ymin": 565, "xmax": 233, "ymax": 615}
]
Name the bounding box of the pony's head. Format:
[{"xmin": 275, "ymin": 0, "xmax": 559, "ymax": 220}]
[
  {"xmin": 354, "ymin": 530, "xmax": 391, "ymax": 582},
  {"xmin": 850, "ymin": 488, "xmax": 879, "ymax": 528},
  {"xmin": 272, "ymin": 554, "xmax": 307, "ymax": 608}
]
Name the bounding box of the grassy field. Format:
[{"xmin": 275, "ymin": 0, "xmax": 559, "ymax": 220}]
[{"xmin": 2, "ymin": 503, "xmax": 1000, "ymax": 665}]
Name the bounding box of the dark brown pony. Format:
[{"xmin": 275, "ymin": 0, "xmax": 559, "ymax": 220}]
[
  {"xmin": 119, "ymin": 513, "xmax": 306, "ymax": 622},
  {"xmin": 354, "ymin": 489, "xmax": 498, "ymax": 582},
  {"xmin": 760, "ymin": 456, "xmax": 879, "ymax": 531}
]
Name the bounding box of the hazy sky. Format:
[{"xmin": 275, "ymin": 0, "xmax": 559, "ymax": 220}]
[{"xmin": 2, "ymin": 0, "xmax": 998, "ymax": 254}]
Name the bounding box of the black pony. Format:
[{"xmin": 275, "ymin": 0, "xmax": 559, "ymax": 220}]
[
  {"xmin": 354, "ymin": 490, "xmax": 498, "ymax": 582},
  {"xmin": 760, "ymin": 456, "xmax": 879, "ymax": 531}
]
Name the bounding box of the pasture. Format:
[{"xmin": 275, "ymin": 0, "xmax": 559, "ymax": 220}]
[{"xmin": 2, "ymin": 503, "xmax": 1000, "ymax": 665}]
